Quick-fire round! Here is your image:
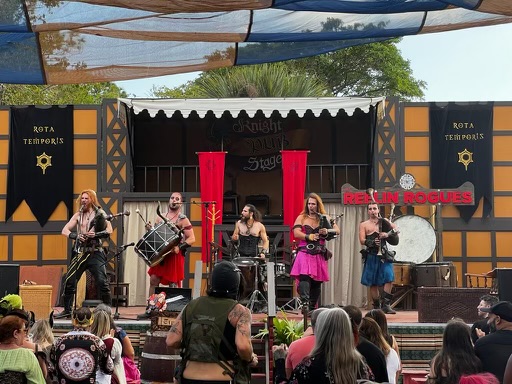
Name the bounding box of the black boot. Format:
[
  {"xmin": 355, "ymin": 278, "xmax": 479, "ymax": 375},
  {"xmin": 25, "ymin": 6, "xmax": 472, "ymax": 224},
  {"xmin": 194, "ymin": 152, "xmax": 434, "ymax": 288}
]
[
  {"xmin": 298, "ymin": 280, "xmax": 310, "ymax": 312},
  {"xmin": 372, "ymin": 298, "xmax": 381, "ymax": 309},
  {"xmin": 381, "ymin": 292, "xmax": 396, "ymax": 314},
  {"xmin": 309, "ymin": 284, "xmax": 321, "ymax": 312},
  {"xmin": 54, "ymin": 295, "xmax": 73, "ymax": 319}
]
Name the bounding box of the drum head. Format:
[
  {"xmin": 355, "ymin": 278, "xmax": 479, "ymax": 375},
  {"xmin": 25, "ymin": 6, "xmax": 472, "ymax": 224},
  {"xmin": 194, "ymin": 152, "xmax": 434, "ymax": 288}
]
[
  {"xmin": 387, "ymin": 215, "xmax": 436, "ymax": 264},
  {"xmin": 233, "ymin": 257, "xmax": 258, "ymax": 267}
]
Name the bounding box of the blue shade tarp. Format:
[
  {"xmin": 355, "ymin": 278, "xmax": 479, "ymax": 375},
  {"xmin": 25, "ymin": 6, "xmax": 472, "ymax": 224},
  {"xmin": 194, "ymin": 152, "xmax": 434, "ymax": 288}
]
[{"xmin": 1, "ymin": 0, "xmax": 511, "ymax": 85}]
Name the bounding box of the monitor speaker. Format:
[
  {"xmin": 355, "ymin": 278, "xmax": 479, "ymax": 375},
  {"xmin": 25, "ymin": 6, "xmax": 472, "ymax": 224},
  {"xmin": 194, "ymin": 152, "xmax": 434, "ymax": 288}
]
[
  {"xmin": 497, "ymin": 269, "xmax": 512, "ymax": 302},
  {"xmin": 0, "ymin": 264, "xmax": 20, "ymax": 297},
  {"xmin": 154, "ymin": 287, "xmax": 192, "ymax": 312}
]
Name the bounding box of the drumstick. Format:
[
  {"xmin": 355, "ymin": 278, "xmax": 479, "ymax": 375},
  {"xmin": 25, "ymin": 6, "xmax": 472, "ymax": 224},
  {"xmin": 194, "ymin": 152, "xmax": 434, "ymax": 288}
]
[{"xmin": 135, "ymin": 208, "xmax": 151, "ymax": 228}]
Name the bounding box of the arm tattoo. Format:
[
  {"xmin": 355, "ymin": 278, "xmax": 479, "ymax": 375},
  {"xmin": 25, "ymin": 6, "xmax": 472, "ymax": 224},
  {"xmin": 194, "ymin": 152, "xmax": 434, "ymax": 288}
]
[
  {"xmin": 233, "ymin": 307, "xmax": 251, "ymax": 338},
  {"xmin": 169, "ymin": 321, "xmax": 182, "ymax": 336}
]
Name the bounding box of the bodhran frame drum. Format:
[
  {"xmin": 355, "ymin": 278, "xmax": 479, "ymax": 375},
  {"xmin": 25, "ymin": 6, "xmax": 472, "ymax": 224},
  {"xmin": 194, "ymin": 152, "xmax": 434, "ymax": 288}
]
[
  {"xmin": 387, "ymin": 215, "xmax": 436, "ymax": 264},
  {"xmin": 135, "ymin": 222, "xmax": 182, "ymax": 267}
]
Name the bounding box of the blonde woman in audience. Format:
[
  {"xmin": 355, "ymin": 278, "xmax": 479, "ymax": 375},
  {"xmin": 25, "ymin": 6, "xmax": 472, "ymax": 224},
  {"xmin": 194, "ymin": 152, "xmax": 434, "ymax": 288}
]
[
  {"xmin": 94, "ymin": 304, "xmax": 136, "ymax": 361},
  {"xmin": 0, "ymin": 314, "xmax": 45, "ymax": 384},
  {"xmin": 91, "ymin": 310, "xmax": 126, "ymax": 384},
  {"xmin": 29, "ymin": 319, "xmax": 56, "ymax": 384},
  {"xmin": 287, "ymin": 307, "xmax": 373, "ymax": 384},
  {"xmin": 360, "ymin": 317, "xmax": 401, "ymax": 384},
  {"xmin": 94, "ymin": 304, "xmax": 140, "ymax": 383}
]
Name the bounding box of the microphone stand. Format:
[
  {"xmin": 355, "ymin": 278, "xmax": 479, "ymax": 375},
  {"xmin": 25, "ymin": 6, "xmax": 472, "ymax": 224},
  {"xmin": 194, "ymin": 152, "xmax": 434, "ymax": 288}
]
[
  {"xmin": 99, "ymin": 244, "xmax": 133, "ymax": 320},
  {"xmin": 103, "ymin": 211, "xmax": 133, "ymax": 320},
  {"xmin": 191, "ymin": 201, "xmax": 217, "ymax": 291}
]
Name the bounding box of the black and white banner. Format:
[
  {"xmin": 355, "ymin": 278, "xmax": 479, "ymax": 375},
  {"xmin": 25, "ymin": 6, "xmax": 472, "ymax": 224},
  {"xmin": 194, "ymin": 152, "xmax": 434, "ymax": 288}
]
[
  {"xmin": 6, "ymin": 105, "xmax": 74, "ymax": 226},
  {"xmin": 430, "ymin": 102, "xmax": 493, "ymax": 222}
]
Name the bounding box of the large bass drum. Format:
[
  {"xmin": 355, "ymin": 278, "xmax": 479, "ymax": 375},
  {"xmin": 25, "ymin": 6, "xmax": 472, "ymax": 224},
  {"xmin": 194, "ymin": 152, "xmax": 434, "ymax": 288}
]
[
  {"xmin": 387, "ymin": 215, "xmax": 436, "ymax": 264},
  {"xmin": 135, "ymin": 222, "xmax": 182, "ymax": 267}
]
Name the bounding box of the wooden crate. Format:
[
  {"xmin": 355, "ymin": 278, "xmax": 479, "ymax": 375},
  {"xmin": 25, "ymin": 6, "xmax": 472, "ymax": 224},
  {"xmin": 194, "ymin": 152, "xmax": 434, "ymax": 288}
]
[{"xmin": 19, "ymin": 285, "xmax": 53, "ymax": 320}]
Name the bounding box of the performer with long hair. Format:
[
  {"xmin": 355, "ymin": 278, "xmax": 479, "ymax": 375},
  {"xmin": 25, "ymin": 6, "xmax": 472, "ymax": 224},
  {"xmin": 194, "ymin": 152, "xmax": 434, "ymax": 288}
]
[
  {"xmin": 57, "ymin": 189, "xmax": 113, "ymax": 319},
  {"xmin": 290, "ymin": 193, "xmax": 339, "ymax": 312}
]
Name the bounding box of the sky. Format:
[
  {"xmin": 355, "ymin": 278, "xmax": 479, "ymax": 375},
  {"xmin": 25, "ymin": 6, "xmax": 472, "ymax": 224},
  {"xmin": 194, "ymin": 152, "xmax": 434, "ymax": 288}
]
[{"xmin": 115, "ymin": 23, "xmax": 512, "ymax": 102}]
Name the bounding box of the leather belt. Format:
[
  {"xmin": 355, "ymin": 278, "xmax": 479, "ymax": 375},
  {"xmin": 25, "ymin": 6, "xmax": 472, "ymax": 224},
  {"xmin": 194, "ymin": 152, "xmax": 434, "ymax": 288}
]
[{"xmin": 297, "ymin": 245, "xmax": 325, "ymax": 255}]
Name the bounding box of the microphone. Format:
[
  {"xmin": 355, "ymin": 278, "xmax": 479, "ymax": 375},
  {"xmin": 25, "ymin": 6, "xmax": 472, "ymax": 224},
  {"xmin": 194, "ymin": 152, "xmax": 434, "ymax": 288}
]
[
  {"xmin": 117, "ymin": 242, "xmax": 135, "ymax": 250},
  {"xmin": 106, "ymin": 210, "xmax": 131, "ymax": 221},
  {"xmin": 80, "ymin": 204, "xmax": 85, "ymax": 212}
]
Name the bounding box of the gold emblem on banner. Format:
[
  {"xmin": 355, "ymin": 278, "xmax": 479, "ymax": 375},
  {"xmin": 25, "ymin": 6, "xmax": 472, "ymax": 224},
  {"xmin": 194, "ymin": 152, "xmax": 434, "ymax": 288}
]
[
  {"xmin": 36, "ymin": 152, "xmax": 52, "ymax": 174},
  {"xmin": 458, "ymin": 148, "xmax": 473, "ymax": 171}
]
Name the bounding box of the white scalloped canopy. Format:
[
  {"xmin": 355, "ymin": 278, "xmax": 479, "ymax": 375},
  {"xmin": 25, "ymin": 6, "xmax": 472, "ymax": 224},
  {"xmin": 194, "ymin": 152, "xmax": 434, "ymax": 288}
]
[{"xmin": 118, "ymin": 97, "xmax": 385, "ymax": 118}]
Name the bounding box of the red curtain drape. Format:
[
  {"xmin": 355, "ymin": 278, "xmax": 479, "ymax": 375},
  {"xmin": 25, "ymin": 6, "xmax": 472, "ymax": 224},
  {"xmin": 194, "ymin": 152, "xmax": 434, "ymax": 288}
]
[
  {"xmin": 198, "ymin": 152, "xmax": 226, "ymax": 262},
  {"xmin": 281, "ymin": 150, "xmax": 308, "ymax": 243}
]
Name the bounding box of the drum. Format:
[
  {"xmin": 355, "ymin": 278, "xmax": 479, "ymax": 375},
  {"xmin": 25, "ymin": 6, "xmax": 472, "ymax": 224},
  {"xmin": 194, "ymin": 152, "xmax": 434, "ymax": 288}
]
[
  {"xmin": 259, "ymin": 262, "xmax": 286, "ymax": 278},
  {"xmin": 387, "ymin": 215, "xmax": 436, "ymax": 264},
  {"xmin": 232, "ymin": 257, "xmax": 258, "ymax": 300},
  {"xmin": 135, "ymin": 222, "xmax": 182, "ymax": 267},
  {"xmin": 275, "ymin": 263, "xmax": 286, "ymax": 277},
  {"xmin": 393, "ymin": 262, "xmax": 412, "ymax": 285}
]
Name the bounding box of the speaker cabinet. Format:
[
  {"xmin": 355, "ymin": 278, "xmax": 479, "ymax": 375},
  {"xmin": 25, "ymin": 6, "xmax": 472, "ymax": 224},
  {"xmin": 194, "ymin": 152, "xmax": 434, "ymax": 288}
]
[
  {"xmin": 0, "ymin": 264, "xmax": 20, "ymax": 296},
  {"xmin": 496, "ymin": 269, "xmax": 512, "ymax": 302}
]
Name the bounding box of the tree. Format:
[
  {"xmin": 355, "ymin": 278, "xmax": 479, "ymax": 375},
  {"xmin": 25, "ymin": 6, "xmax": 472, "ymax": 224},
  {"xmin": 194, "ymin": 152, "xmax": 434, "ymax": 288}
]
[
  {"xmin": 152, "ymin": 62, "xmax": 330, "ymax": 98},
  {"xmin": 0, "ymin": 83, "xmax": 128, "ymax": 105},
  {"xmin": 151, "ymin": 40, "xmax": 425, "ymax": 101},
  {"xmin": 286, "ymin": 38, "xmax": 426, "ymax": 100}
]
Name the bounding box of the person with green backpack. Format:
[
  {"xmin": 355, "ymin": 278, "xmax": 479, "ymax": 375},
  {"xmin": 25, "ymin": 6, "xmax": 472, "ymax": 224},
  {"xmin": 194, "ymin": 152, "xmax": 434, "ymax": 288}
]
[{"xmin": 166, "ymin": 260, "xmax": 257, "ymax": 384}]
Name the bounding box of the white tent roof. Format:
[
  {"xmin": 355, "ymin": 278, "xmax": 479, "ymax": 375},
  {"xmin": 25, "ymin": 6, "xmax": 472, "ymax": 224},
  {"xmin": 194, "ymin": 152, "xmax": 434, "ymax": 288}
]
[{"xmin": 118, "ymin": 97, "xmax": 385, "ymax": 118}]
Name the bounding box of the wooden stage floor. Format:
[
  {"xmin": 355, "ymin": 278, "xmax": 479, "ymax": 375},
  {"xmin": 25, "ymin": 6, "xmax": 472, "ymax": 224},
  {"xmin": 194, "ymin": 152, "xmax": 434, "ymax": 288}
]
[{"xmin": 54, "ymin": 305, "xmax": 422, "ymax": 325}]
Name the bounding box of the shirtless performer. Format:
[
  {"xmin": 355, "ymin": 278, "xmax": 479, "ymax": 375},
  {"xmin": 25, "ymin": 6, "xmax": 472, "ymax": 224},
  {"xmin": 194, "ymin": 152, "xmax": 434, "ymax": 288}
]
[{"xmin": 359, "ymin": 202, "xmax": 399, "ymax": 314}]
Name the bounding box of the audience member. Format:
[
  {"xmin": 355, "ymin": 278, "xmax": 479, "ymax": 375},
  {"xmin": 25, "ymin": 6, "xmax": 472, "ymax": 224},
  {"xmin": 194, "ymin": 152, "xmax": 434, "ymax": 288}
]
[
  {"xmin": 459, "ymin": 373, "xmax": 499, "ymax": 384},
  {"xmin": 29, "ymin": 319, "xmax": 56, "ymax": 384},
  {"xmin": 5, "ymin": 309, "xmax": 38, "ymax": 351},
  {"xmin": 278, "ymin": 308, "xmax": 373, "ymax": 384},
  {"xmin": 343, "ymin": 305, "xmax": 389, "ymax": 383},
  {"xmin": 285, "ymin": 308, "xmax": 326, "ymax": 378},
  {"xmin": 503, "ymin": 354, "xmax": 512, "ymax": 384},
  {"xmin": 50, "ymin": 307, "xmax": 113, "ymax": 383},
  {"xmin": 475, "ymin": 301, "xmax": 512, "ymax": 382},
  {"xmin": 91, "ymin": 310, "xmax": 126, "ymax": 384},
  {"xmin": 428, "ymin": 318, "xmax": 481, "ymax": 384},
  {"xmin": 365, "ymin": 308, "xmax": 401, "ymax": 358},
  {"xmin": 0, "ymin": 314, "xmax": 45, "ymax": 384},
  {"xmin": 471, "ymin": 294, "xmax": 499, "ymax": 344},
  {"xmin": 166, "ymin": 260, "xmax": 256, "ymax": 383},
  {"xmin": 93, "ymin": 304, "xmax": 139, "ymax": 383},
  {"xmin": 360, "ymin": 317, "xmax": 400, "ymax": 384}
]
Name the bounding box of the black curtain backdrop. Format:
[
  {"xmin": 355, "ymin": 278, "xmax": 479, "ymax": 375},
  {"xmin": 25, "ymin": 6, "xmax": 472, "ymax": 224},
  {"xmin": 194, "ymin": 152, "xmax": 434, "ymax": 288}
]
[
  {"xmin": 6, "ymin": 106, "xmax": 74, "ymax": 226},
  {"xmin": 430, "ymin": 102, "xmax": 493, "ymax": 222}
]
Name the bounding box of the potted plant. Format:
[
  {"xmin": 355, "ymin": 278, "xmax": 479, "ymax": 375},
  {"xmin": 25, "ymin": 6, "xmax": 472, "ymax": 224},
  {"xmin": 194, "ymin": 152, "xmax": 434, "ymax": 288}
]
[{"xmin": 254, "ymin": 312, "xmax": 305, "ymax": 345}]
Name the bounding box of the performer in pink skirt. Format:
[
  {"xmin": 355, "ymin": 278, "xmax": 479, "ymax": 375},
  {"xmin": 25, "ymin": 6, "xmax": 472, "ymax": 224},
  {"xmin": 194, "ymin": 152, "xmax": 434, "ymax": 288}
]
[{"xmin": 290, "ymin": 193, "xmax": 340, "ymax": 311}]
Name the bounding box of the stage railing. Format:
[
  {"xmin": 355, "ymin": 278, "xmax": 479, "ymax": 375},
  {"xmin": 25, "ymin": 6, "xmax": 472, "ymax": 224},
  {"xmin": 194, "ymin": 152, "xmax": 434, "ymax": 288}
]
[{"xmin": 134, "ymin": 163, "xmax": 369, "ymax": 193}]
